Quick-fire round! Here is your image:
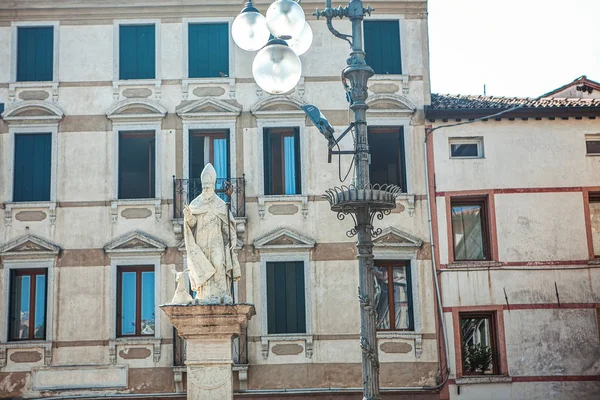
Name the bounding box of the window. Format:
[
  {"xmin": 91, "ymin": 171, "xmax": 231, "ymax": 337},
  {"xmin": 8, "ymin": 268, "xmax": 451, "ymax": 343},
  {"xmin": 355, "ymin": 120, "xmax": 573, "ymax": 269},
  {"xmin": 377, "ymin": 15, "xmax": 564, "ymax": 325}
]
[
  {"xmin": 264, "ymin": 128, "xmax": 301, "ymax": 195},
  {"xmin": 117, "ymin": 266, "xmax": 155, "ymax": 337},
  {"xmin": 17, "ymin": 27, "xmax": 54, "ymax": 82},
  {"xmin": 118, "ymin": 131, "xmax": 155, "ymax": 199},
  {"xmin": 189, "ymin": 130, "xmax": 229, "ymax": 180},
  {"xmin": 119, "ymin": 25, "xmax": 155, "ymax": 80},
  {"xmin": 368, "ymin": 127, "xmax": 407, "ymax": 192},
  {"xmin": 188, "ymin": 23, "xmax": 229, "ymax": 78},
  {"xmin": 449, "ymin": 137, "xmax": 484, "ymax": 159},
  {"xmin": 460, "ymin": 313, "xmax": 498, "ymax": 375},
  {"xmin": 364, "ymin": 21, "xmax": 401, "ymax": 75},
  {"xmin": 266, "ymin": 261, "xmax": 306, "ymax": 334},
  {"xmin": 9, "ymin": 269, "xmax": 47, "ymax": 341},
  {"xmin": 14, "ymin": 133, "xmax": 52, "ymax": 202},
  {"xmin": 586, "ymin": 137, "xmax": 600, "ymax": 155},
  {"xmin": 451, "ymin": 198, "xmax": 490, "ymax": 261},
  {"xmin": 374, "ymin": 262, "xmax": 413, "ymax": 330},
  {"xmin": 590, "ymin": 194, "xmax": 600, "ymax": 257}
]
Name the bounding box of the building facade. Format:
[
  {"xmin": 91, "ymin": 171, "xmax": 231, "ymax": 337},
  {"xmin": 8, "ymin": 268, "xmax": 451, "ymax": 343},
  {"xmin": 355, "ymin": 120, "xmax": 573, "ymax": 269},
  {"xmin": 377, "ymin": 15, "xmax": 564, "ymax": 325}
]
[
  {"xmin": 0, "ymin": 1, "xmax": 442, "ymax": 398},
  {"xmin": 426, "ymin": 76, "xmax": 600, "ymax": 400}
]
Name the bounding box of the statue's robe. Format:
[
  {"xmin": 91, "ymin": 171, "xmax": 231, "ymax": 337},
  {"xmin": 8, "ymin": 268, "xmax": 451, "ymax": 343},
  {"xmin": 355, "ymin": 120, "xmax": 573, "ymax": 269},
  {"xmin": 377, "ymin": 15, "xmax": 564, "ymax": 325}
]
[{"xmin": 184, "ymin": 193, "xmax": 241, "ymax": 301}]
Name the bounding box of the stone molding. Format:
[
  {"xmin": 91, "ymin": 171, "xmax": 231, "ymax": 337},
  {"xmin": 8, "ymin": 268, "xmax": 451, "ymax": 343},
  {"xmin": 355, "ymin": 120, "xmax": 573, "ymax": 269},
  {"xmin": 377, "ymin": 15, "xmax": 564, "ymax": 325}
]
[
  {"xmin": 106, "ymin": 98, "xmax": 167, "ymax": 122},
  {"xmin": 103, "ymin": 230, "xmax": 167, "ymax": 255},
  {"xmin": 176, "ymin": 97, "xmax": 241, "ymax": 120},
  {"xmin": 253, "ymin": 227, "xmax": 316, "ymax": 250},
  {"xmin": 250, "ymin": 94, "xmax": 306, "ymax": 118},
  {"xmin": 0, "ymin": 234, "xmax": 61, "ymax": 259},
  {"xmin": 1, "ymin": 99, "xmax": 64, "ymax": 122},
  {"xmin": 372, "ymin": 227, "xmax": 424, "ymax": 249}
]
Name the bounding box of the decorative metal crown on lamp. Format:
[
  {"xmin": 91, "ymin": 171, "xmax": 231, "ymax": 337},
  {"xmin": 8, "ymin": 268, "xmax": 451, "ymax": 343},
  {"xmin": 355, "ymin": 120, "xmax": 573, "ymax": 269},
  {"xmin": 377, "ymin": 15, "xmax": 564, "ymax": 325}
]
[{"xmin": 232, "ymin": 0, "xmax": 313, "ymax": 94}]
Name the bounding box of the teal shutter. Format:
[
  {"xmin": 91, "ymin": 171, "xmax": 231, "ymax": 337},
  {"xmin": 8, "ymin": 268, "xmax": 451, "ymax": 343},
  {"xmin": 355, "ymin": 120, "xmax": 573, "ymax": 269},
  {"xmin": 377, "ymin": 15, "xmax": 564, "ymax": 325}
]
[
  {"xmin": 14, "ymin": 133, "xmax": 51, "ymax": 202},
  {"xmin": 17, "ymin": 27, "xmax": 53, "ymax": 82},
  {"xmin": 405, "ymin": 264, "xmax": 414, "ymax": 331},
  {"xmin": 364, "ymin": 21, "xmax": 401, "ymax": 74},
  {"xmin": 120, "ymin": 25, "xmax": 155, "ymax": 80},
  {"xmin": 293, "ymin": 128, "xmax": 301, "ymax": 194},
  {"xmin": 119, "ymin": 132, "xmax": 155, "ymax": 199},
  {"xmin": 189, "ymin": 133, "xmax": 205, "ymax": 180},
  {"xmin": 263, "ymin": 129, "xmax": 272, "ymax": 195},
  {"xmin": 267, "ymin": 262, "xmax": 306, "ymax": 334},
  {"xmin": 398, "ymin": 127, "xmax": 407, "ymax": 192},
  {"xmin": 189, "ymin": 23, "xmax": 229, "ymax": 78}
]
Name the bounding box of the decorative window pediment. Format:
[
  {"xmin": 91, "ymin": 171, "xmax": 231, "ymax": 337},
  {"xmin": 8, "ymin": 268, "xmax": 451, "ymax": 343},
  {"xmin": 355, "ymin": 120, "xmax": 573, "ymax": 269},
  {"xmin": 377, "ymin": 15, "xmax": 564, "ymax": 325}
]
[
  {"xmin": 367, "ymin": 94, "xmax": 415, "ymax": 115},
  {"xmin": 104, "ymin": 231, "xmax": 166, "ymax": 254},
  {"xmin": 106, "ymin": 99, "xmax": 167, "ymax": 122},
  {"xmin": 254, "ymin": 227, "xmax": 315, "ymax": 250},
  {"xmin": 373, "ymin": 227, "xmax": 423, "ymax": 249},
  {"xmin": 250, "ymin": 95, "xmax": 306, "ymax": 118},
  {"xmin": 1, "ymin": 100, "xmax": 64, "ymax": 123},
  {"xmin": 176, "ymin": 98, "xmax": 242, "ymax": 120},
  {"xmin": 0, "ymin": 234, "xmax": 61, "ymax": 258}
]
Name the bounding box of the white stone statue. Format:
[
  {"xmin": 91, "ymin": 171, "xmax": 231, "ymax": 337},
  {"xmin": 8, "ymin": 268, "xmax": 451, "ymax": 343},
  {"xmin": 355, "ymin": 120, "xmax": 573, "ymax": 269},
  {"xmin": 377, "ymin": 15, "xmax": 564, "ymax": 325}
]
[
  {"xmin": 183, "ymin": 163, "xmax": 241, "ymax": 304},
  {"xmin": 169, "ymin": 268, "xmax": 194, "ymax": 305}
]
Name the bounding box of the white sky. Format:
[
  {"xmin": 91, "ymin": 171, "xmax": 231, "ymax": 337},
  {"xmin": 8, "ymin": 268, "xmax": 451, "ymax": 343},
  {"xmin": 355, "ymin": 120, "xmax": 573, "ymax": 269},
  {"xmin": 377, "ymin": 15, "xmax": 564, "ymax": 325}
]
[{"xmin": 428, "ymin": 0, "xmax": 600, "ymax": 97}]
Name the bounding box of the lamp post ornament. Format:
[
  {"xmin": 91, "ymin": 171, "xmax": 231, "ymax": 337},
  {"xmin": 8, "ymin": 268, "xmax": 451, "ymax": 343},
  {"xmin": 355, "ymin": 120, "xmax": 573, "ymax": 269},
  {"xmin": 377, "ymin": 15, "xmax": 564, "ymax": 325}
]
[{"xmin": 232, "ymin": 1, "xmax": 401, "ymax": 399}]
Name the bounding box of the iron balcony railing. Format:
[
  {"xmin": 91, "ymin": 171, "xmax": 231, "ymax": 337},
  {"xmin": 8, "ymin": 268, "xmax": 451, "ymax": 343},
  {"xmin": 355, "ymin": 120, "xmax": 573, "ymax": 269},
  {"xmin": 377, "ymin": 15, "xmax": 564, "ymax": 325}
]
[{"xmin": 172, "ymin": 176, "xmax": 246, "ymax": 219}]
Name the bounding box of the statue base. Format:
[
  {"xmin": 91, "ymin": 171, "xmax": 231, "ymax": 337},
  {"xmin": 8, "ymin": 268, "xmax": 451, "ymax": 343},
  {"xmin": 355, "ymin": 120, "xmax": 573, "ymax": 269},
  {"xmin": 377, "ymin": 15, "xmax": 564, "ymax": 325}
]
[{"xmin": 160, "ymin": 303, "xmax": 255, "ymax": 400}]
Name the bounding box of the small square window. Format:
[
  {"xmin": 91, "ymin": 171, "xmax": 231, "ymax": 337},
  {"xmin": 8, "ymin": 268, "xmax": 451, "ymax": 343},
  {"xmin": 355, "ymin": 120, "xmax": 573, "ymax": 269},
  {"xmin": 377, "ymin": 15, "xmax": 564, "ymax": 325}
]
[
  {"xmin": 451, "ymin": 197, "xmax": 491, "ymax": 261},
  {"xmin": 586, "ymin": 138, "xmax": 600, "ymax": 155},
  {"xmin": 460, "ymin": 313, "xmax": 499, "ymax": 375},
  {"xmin": 449, "ymin": 138, "xmax": 483, "ymax": 159}
]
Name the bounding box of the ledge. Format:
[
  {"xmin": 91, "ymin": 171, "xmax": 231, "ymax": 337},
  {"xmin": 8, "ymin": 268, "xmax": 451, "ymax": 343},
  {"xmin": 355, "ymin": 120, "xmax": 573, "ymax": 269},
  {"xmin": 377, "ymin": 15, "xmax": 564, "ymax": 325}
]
[
  {"xmin": 110, "ymin": 199, "xmax": 162, "ymax": 223},
  {"xmin": 376, "ymin": 331, "xmax": 423, "ymax": 358},
  {"xmin": 0, "ymin": 340, "xmax": 53, "ymax": 367},
  {"xmin": 108, "ymin": 337, "xmax": 162, "ymax": 364},
  {"xmin": 260, "ymin": 334, "xmax": 313, "ymax": 360},
  {"xmin": 455, "ymin": 376, "xmax": 512, "ymax": 385},
  {"xmin": 258, "ymin": 195, "xmax": 308, "ymax": 219},
  {"xmin": 4, "ymin": 201, "xmax": 57, "ymax": 226},
  {"xmin": 448, "ymin": 261, "xmax": 503, "ymax": 268}
]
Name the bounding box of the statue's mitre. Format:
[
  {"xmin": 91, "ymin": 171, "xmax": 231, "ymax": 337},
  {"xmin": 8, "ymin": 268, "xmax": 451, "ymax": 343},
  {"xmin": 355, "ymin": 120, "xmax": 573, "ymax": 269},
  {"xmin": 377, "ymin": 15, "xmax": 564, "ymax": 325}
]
[{"xmin": 201, "ymin": 163, "xmax": 217, "ymax": 185}]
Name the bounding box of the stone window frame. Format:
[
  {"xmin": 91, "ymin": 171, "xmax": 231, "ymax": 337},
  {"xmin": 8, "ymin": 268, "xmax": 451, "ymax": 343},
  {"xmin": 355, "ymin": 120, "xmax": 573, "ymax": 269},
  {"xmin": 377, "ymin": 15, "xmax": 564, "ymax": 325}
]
[
  {"xmin": 10, "ymin": 21, "xmax": 60, "ymax": 84},
  {"xmin": 182, "ymin": 17, "xmax": 236, "ymax": 83},
  {"xmin": 256, "ymin": 118, "xmax": 309, "ymax": 218},
  {"xmin": 583, "ymin": 188, "xmax": 600, "ymax": 260},
  {"xmin": 4, "ymin": 123, "xmax": 59, "ymax": 225},
  {"xmin": 0, "ymin": 259, "xmax": 56, "ymax": 367},
  {"xmin": 259, "ymin": 252, "xmax": 313, "ymax": 360},
  {"xmin": 362, "ymin": 15, "xmax": 408, "ymax": 89},
  {"xmin": 110, "ymin": 121, "xmax": 163, "ymax": 217},
  {"xmin": 108, "ymin": 255, "xmax": 163, "ymax": 363}
]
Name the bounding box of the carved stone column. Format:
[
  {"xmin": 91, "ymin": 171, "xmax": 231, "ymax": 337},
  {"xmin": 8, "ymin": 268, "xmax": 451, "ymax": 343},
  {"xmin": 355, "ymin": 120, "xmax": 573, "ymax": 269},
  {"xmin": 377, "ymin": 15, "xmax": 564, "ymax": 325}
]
[{"xmin": 160, "ymin": 304, "xmax": 255, "ymax": 400}]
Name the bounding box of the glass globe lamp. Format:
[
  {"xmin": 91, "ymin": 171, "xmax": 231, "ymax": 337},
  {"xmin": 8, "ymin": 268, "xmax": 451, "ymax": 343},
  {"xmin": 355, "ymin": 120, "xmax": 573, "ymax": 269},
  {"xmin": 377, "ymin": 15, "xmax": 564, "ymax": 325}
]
[
  {"xmin": 232, "ymin": 2, "xmax": 271, "ymax": 51},
  {"xmin": 252, "ymin": 39, "xmax": 302, "ymax": 94},
  {"xmin": 266, "ymin": 0, "xmax": 305, "ymax": 39},
  {"xmin": 285, "ymin": 22, "xmax": 313, "ymax": 56}
]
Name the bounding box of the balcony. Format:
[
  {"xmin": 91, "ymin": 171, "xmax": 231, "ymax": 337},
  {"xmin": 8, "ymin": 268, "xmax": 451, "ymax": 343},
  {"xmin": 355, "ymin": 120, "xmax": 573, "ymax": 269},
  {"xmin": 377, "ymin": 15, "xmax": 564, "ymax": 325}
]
[{"xmin": 172, "ymin": 176, "xmax": 246, "ymax": 220}]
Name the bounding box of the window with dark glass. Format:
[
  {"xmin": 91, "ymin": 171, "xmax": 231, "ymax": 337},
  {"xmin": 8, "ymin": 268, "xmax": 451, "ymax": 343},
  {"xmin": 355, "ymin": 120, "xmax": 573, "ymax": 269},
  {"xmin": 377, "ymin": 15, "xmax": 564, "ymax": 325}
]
[
  {"xmin": 451, "ymin": 198, "xmax": 490, "ymax": 261},
  {"xmin": 368, "ymin": 127, "xmax": 407, "ymax": 192},
  {"xmin": 374, "ymin": 261, "xmax": 413, "ymax": 331},
  {"xmin": 364, "ymin": 20, "xmax": 401, "ymax": 75},
  {"xmin": 17, "ymin": 27, "xmax": 54, "ymax": 82},
  {"xmin": 590, "ymin": 194, "xmax": 600, "ymax": 257},
  {"xmin": 460, "ymin": 312, "xmax": 498, "ymax": 375},
  {"xmin": 266, "ymin": 261, "xmax": 306, "ymax": 334},
  {"xmin": 119, "ymin": 24, "xmax": 155, "ymax": 80},
  {"xmin": 117, "ymin": 266, "xmax": 155, "ymax": 337},
  {"xmin": 586, "ymin": 139, "xmax": 600, "ymax": 155},
  {"xmin": 188, "ymin": 23, "xmax": 229, "ymax": 78},
  {"xmin": 14, "ymin": 133, "xmax": 51, "ymax": 202},
  {"xmin": 189, "ymin": 129, "xmax": 230, "ymax": 202},
  {"xmin": 9, "ymin": 269, "xmax": 47, "ymax": 341},
  {"xmin": 264, "ymin": 128, "xmax": 301, "ymax": 195},
  {"xmin": 449, "ymin": 137, "xmax": 483, "ymax": 159},
  {"xmin": 118, "ymin": 131, "xmax": 155, "ymax": 199}
]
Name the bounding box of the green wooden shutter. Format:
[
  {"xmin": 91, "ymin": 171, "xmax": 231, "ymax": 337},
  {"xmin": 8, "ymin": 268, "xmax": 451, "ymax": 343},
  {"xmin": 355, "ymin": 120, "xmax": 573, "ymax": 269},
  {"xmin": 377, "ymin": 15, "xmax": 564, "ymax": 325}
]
[
  {"xmin": 149, "ymin": 139, "xmax": 156, "ymax": 198},
  {"xmin": 267, "ymin": 262, "xmax": 277, "ymax": 334},
  {"xmin": 294, "ymin": 261, "xmax": 306, "ymax": 333},
  {"xmin": 189, "ymin": 23, "xmax": 229, "ymax": 78},
  {"xmin": 17, "ymin": 27, "xmax": 53, "ymax": 82},
  {"xmin": 293, "ymin": 128, "xmax": 301, "ymax": 195},
  {"xmin": 263, "ymin": 129, "xmax": 272, "ymax": 195},
  {"xmin": 364, "ymin": 21, "xmax": 401, "ymax": 74},
  {"xmin": 189, "ymin": 133, "xmax": 205, "ymax": 180},
  {"xmin": 14, "ymin": 133, "xmax": 51, "ymax": 202},
  {"xmin": 266, "ymin": 262, "xmax": 306, "ymax": 334},
  {"xmin": 120, "ymin": 25, "xmax": 155, "ymax": 80},
  {"xmin": 398, "ymin": 127, "xmax": 407, "ymax": 192}
]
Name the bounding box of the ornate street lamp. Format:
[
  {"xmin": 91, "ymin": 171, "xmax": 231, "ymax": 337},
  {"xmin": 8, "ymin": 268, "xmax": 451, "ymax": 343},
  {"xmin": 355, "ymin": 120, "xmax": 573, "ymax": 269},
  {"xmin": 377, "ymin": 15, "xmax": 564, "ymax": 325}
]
[{"xmin": 232, "ymin": 1, "xmax": 400, "ymax": 399}]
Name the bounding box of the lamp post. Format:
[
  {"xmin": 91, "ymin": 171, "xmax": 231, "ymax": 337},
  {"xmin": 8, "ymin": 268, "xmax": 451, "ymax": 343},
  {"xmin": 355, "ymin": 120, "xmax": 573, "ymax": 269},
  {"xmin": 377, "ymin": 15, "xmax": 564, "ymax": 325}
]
[{"xmin": 232, "ymin": 2, "xmax": 400, "ymax": 399}]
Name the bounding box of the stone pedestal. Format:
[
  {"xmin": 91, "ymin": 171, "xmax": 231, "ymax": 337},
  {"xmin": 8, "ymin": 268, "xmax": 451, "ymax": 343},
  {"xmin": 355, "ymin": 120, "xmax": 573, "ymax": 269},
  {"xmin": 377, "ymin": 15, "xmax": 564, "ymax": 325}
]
[{"xmin": 160, "ymin": 304, "xmax": 255, "ymax": 400}]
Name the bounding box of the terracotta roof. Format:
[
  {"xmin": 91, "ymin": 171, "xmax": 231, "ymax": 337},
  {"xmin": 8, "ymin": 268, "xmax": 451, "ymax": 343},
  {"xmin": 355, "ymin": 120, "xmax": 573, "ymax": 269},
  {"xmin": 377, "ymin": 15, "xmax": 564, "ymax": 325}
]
[{"xmin": 430, "ymin": 93, "xmax": 600, "ymax": 110}]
